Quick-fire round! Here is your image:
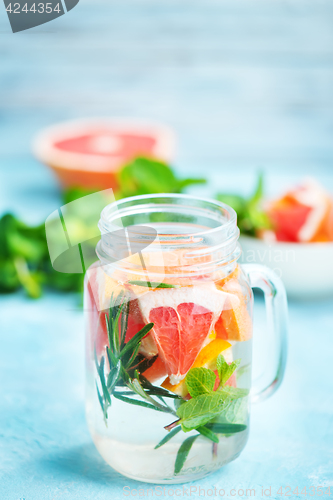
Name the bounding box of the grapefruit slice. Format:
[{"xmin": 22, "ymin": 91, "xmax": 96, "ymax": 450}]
[
  {"xmin": 142, "ymin": 356, "xmax": 168, "ymax": 384},
  {"xmin": 33, "ymin": 119, "xmax": 176, "ymax": 189},
  {"xmin": 137, "ymin": 284, "xmax": 229, "ymax": 384},
  {"xmin": 149, "ymin": 303, "xmax": 213, "ymax": 383},
  {"xmin": 215, "ymin": 269, "xmax": 253, "ymax": 342},
  {"xmin": 86, "ymin": 265, "xmax": 158, "ymax": 359},
  {"xmin": 267, "ymin": 178, "xmax": 333, "ymax": 243}
]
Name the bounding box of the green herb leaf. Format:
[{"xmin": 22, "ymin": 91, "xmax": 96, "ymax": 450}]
[
  {"xmin": 98, "ymin": 356, "xmax": 111, "ymax": 405},
  {"xmin": 128, "ymin": 280, "xmax": 179, "ymax": 289},
  {"xmin": 124, "ymin": 341, "xmax": 141, "ymax": 370},
  {"xmin": 216, "ymin": 172, "xmax": 272, "ymax": 237},
  {"xmin": 106, "ymin": 346, "xmax": 118, "ymax": 369},
  {"xmin": 140, "ymin": 375, "xmax": 181, "ymax": 399},
  {"xmin": 116, "ymin": 157, "xmax": 206, "ymax": 200},
  {"xmin": 96, "ymin": 382, "xmax": 105, "ymax": 413},
  {"xmin": 131, "ymin": 354, "xmax": 158, "ymax": 377},
  {"xmin": 128, "ymin": 378, "xmax": 173, "ymax": 413},
  {"xmin": 185, "ymin": 367, "xmax": 216, "ymax": 398},
  {"xmin": 154, "ymin": 426, "xmax": 181, "ymax": 449},
  {"xmin": 218, "ymin": 385, "xmax": 249, "ymax": 400},
  {"xmin": 107, "ymin": 360, "xmax": 121, "ymax": 391},
  {"xmin": 196, "ymin": 425, "xmax": 219, "ymax": 443},
  {"xmin": 205, "ymin": 422, "xmax": 247, "ymax": 434},
  {"xmin": 217, "ymin": 397, "xmax": 249, "ymax": 425},
  {"xmin": 216, "ymin": 355, "xmax": 241, "ymax": 386},
  {"xmin": 248, "ymin": 171, "xmax": 264, "ymax": 205},
  {"xmin": 120, "ymin": 299, "xmax": 129, "ymax": 349},
  {"xmin": 113, "ymin": 393, "xmax": 165, "ymax": 412},
  {"xmin": 216, "ymin": 194, "xmax": 247, "ymax": 217},
  {"xmin": 177, "ymin": 391, "xmax": 231, "ymax": 432},
  {"xmin": 119, "ymin": 322, "xmax": 154, "ymax": 359},
  {"xmin": 174, "ymin": 435, "xmax": 199, "ymax": 474}
]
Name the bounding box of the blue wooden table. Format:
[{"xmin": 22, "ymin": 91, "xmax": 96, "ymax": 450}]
[{"xmin": 0, "ymin": 1, "xmax": 333, "ymax": 498}]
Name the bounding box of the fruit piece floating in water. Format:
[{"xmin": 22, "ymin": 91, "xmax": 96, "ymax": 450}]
[
  {"xmin": 162, "ymin": 338, "xmax": 234, "ymax": 397},
  {"xmin": 137, "ymin": 284, "xmax": 230, "ymax": 384},
  {"xmin": 143, "ymin": 356, "xmax": 168, "ymax": 384},
  {"xmin": 86, "ymin": 265, "xmax": 158, "ymax": 359},
  {"xmin": 215, "ymin": 268, "xmax": 253, "ymax": 342}
]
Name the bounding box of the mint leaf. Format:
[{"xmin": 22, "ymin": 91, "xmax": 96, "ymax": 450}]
[
  {"xmin": 216, "ymin": 172, "xmax": 271, "ymax": 237},
  {"xmin": 185, "ymin": 367, "xmax": 216, "ymax": 398},
  {"xmin": 248, "ymin": 171, "xmax": 264, "ymax": 205},
  {"xmin": 216, "ymin": 355, "xmax": 241, "ymax": 386},
  {"xmin": 217, "ymin": 397, "xmax": 249, "ymax": 425},
  {"xmin": 219, "ymin": 386, "xmax": 249, "ymax": 400},
  {"xmin": 177, "ymin": 391, "xmax": 231, "ymax": 432},
  {"xmin": 116, "ymin": 157, "xmax": 206, "ymax": 199},
  {"xmin": 216, "ymin": 194, "xmax": 247, "ymax": 217}
]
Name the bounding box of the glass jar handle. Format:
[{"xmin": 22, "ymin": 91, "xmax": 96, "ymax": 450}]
[{"xmin": 243, "ymin": 263, "xmax": 288, "ymax": 403}]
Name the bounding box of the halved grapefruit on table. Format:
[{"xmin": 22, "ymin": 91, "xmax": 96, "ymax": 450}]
[{"xmin": 33, "ymin": 118, "xmax": 176, "ymax": 189}]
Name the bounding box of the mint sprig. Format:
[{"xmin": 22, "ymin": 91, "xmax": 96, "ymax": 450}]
[
  {"xmin": 177, "ymin": 391, "xmax": 231, "ymax": 432},
  {"xmin": 172, "ymin": 354, "xmax": 249, "ymax": 434},
  {"xmin": 95, "ymin": 294, "xmax": 249, "ymax": 477},
  {"xmin": 185, "ymin": 367, "xmax": 216, "ymax": 397},
  {"xmin": 216, "ymin": 356, "xmax": 241, "ymax": 386},
  {"xmin": 217, "ymin": 172, "xmax": 271, "ymax": 236}
]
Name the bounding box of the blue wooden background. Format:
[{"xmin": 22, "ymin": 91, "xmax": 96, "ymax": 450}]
[{"xmin": 0, "ymin": 1, "xmax": 333, "ymax": 499}]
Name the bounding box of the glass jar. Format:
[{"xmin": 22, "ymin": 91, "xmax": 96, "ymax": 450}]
[{"xmin": 84, "ymin": 194, "xmax": 288, "ymax": 484}]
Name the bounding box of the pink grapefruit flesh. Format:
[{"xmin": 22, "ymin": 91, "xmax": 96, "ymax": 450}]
[{"xmin": 149, "ymin": 302, "xmax": 214, "ymax": 382}]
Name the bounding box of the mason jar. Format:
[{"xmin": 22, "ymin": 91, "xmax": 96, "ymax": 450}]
[{"xmin": 84, "ymin": 194, "xmax": 288, "ymax": 483}]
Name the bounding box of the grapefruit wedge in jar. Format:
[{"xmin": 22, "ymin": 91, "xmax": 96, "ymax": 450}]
[{"xmin": 83, "ymin": 193, "xmax": 287, "ymax": 485}]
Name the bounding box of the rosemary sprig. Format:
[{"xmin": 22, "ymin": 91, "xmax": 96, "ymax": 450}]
[
  {"xmin": 94, "ymin": 293, "xmax": 182, "ymax": 423},
  {"xmin": 94, "ymin": 292, "xmax": 248, "ymax": 476}
]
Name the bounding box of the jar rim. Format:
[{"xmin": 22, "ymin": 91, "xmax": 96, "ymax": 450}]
[
  {"xmin": 96, "ymin": 194, "xmax": 240, "ymax": 278},
  {"xmin": 99, "ymin": 193, "xmax": 238, "ymax": 239}
]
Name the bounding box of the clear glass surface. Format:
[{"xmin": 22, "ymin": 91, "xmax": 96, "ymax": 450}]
[{"xmin": 84, "ymin": 194, "xmax": 288, "ymax": 483}]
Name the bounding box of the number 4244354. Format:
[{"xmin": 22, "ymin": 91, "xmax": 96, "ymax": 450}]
[
  {"xmin": 277, "ymin": 487, "xmax": 331, "ymax": 496},
  {"xmin": 6, "ymin": 3, "xmax": 62, "ymax": 14}
]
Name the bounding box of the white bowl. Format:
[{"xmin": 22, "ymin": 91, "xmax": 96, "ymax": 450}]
[{"xmin": 239, "ymin": 235, "xmax": 333, "ymax": 299}]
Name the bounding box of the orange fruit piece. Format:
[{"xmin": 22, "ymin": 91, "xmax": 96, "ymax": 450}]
[
  {"xmin": 191, "ymin": 338, "xmax": 231, "ymax": 370},
  {"xmin": 267, "ymin": 179, "xmax": 333, "ymax": 243},
  {"xmin": 161, "ymin": 338, "xmax": 232, "ymax": 397},
  {"xmin": 215, "ymin": 293, "xmax": 252, "ymax": 342},
  {"xmin": 149, "ymin": 302, "xmax": 214, "ymax": 384},
  {"xmin": 215, "ymin": 270, "xmax": 252, "ymax": 342}
]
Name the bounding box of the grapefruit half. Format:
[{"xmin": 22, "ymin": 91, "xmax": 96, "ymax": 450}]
[
  {"xmin": 33, "ymin": 118, "xmax": 176, "ymax": 189},
  {"xmin": 267, "ymin": 178, "xmax": 333, "ymax": 243}
]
